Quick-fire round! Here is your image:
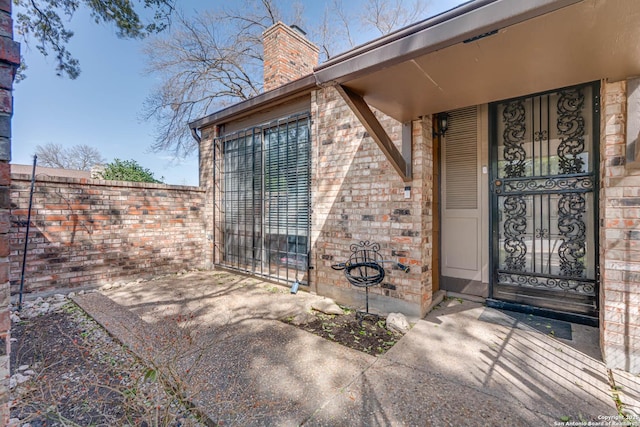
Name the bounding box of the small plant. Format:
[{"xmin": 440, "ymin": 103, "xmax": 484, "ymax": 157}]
[
  {"xmin": 340, "ymin": 306, "xmax": 355, "ymax": 315},
  {"xmin": 285, "ymin": 305, "xmax": 402, "ymax": 355},
  {"xmin": 144, "ymin": 368, "xmax": 158, "ymax": 382}
]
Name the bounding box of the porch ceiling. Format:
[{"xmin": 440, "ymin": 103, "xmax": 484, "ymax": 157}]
[{"xmin": 335, "ymin": 0, "xmax": 640, "ymax": 121}]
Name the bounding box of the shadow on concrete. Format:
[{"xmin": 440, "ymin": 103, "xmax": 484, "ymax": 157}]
[{"xmin": 74, "ymin": 271, "xmax": 626, "ymax": 426}]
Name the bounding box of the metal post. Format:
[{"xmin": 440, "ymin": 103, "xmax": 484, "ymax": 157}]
[{"xmin": 18, "ymin": 155, "xmax": 37, "ymax": 311}]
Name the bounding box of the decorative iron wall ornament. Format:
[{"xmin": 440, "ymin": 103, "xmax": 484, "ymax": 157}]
[
  {"xmin": 557, "ymin": 88, "xmax": 586, "ymax": 175},
  {"xmin": 350, "ymin": 240, "xmax": 380, "ymax": 255},
  {"xmin": 502, "ymin": 100, "xmax": 527, "ymax": 178}
]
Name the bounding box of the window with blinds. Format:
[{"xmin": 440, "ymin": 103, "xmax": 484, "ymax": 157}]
[
  {"xmin": 217, "ymin": 113, "xmax": 311, "ymax": 283},
  {"xmin": 445, "ymin": 106, "xmax": 478, "ymax": 210}
]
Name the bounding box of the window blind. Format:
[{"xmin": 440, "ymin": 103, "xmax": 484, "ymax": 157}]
[{"xmin": 217, "ymin": 113, "xmax": 311, "ymax": 282}]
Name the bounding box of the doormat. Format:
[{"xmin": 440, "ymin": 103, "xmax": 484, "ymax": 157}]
[{"xmin": 479, "ymin": 308, "xmax": 572, "ymax": 340}]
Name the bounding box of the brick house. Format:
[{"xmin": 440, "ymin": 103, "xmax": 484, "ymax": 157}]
[{"xmin": 190, "ymin": 0, "xmax": 640, "ymax": 373}]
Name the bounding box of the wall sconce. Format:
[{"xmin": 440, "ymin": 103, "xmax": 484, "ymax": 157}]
[{"xmin": 433, "ymin": 112, "xmax": 449, "ymax": 138}]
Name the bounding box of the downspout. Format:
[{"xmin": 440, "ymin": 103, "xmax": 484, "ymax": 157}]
[{"xmin": 190, "ymin": 127, "xmax": 201, "ymax": 144}]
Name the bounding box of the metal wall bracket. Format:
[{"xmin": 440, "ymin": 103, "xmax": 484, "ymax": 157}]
[{"xmin": 335, "ymin": 84, "xmax": 412, "ymax": 182}]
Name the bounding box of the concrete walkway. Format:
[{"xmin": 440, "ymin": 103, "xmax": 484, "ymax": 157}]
[{"xmin": 71, "ymin": 270, "xmax": 638, "ymax": 426}]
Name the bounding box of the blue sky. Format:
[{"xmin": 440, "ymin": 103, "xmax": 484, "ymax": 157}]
[{"xmin": 12, "ymin": 0, "xmax": 463, "ymax": 186}]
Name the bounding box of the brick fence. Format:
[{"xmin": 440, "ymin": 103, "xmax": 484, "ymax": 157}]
[
  {"xmin": 10, "ymin": 174, "xmax": 206, "ymax": 295},
  {"xmin": 1, "ymin": 0, "xmax": 19, "ymax": 422}
]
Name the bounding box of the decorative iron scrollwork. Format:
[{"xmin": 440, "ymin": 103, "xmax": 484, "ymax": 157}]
[
  {"xmin": 502, "ymin": 196, "xmax": 527, "ymax": 271},
  {"xmin": 350, "ymin": 240, "xmax": 380, "ymax": 254},
  {"xmin": 502, "ymin": 101, "xmax": 527, "ymax": 178},
  {"xmin": 556, "ymin": 88, "xmax": 589, "ymax": 278},
  {"xmin": 535, "ymin": 228, "xmax": 549, "ymax": 239},
  {"xmin": 557, "ymin": 193, "xmax": 587, "ymax": 277},
  {"xmin": 534, "ymin": 130, "xmax": 548, "ymax": 142},
  {"xmin": 500, "ymin": 174, "xmax": 593, "ymax": 195},
  {"xmin": 497, "ymin": 272, "xmax": 595, "ymax": 295},
  {"xmin": 492, "ymin": 83, "xmax": 597, "ymax": 314},
  {"xmin": 557, "ymin": 88, "xmax": 586, "ymax": 174}
]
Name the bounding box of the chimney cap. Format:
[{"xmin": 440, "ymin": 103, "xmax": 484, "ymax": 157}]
[{"xmin": 290, "ymin": 24, "xmax": 306, "ymax": 36}]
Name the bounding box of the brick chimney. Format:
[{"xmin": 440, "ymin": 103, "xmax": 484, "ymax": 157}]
[{"xmin": 263, "ymin": 22, "xmax": 319, "ymax": 92}]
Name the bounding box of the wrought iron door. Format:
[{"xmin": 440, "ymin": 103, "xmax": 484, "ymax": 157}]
[{"xmin": 489, "ymin": 82, "xmax": 599, "ymax": 321}]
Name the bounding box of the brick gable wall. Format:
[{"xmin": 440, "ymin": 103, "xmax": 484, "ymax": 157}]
[{"xmin": 10, "ymin": 175, "xmax": 206, "ymax": 295}]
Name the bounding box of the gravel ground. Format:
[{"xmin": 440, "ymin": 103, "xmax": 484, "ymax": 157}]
[{"xmin": 9, "ymin": 294, "xmax": 208, "ymax": 427}]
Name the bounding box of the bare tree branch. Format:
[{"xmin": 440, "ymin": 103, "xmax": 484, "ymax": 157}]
[
  {"xmin": 361, "ymin": 0, "xmax": 429, "ymax": 35},
  {"xmin": 142, "ymin": 1, "xmax": 289, "ymax": 157},
  {"xmin": 35, "ymin": 143, "xmax": 105, "ymax": 170},
  {"xmin": 143, "ymin": 0, "xmax": 434, "ymax": 157}
]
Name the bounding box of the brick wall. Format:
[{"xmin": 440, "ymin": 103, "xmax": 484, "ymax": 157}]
[
  {"xmin": 10, "ymin": 175, "xmax": 206, "ymax": 295},
  {"xmin": 311, "ymin": 86, "xmax": 433, "ymax": 317},
  {"xmin": 0, "ymin": 0, "xmax": 18, "ymax": 423},
  {"xmin": 263, "ymin": 22, "xmax": 318, "ymax": 92},
  {"xmin": 600, "ymin": 79, "xmax": 640, "ymax": 373},
  {"xmin": 199, "ymin": 127, "xmax": 217, "ymax": 269}
]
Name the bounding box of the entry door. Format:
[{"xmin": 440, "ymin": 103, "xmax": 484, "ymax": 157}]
[
  {"xmin": 489, "ymin": 82, "xmax": 599, "ymax": 321},
  {"xmin": 441, "ymin": 106, "xmax": 489, "ymax": 297}
]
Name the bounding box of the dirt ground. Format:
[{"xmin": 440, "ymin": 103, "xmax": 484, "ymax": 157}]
[
  {"xmin": 10, "ymin": 300, "xmax": 206, "ymax": 427},
  {"xmin": 9, "ymin": 292, "xmax": 402, "ymax": 426},
  {"xmin": 285, "ymin": 308, "xmax": 403, "ymax": 355}
]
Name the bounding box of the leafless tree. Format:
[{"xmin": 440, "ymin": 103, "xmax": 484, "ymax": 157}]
[
  {"xmin": 142, "ymin": 0, "xmax": 431, "ymax": 157},
  {"xmin": 361, "ymin": 0, "xmax": 429, "ymax": 35},
  {"xmin": 34, "ymin": 143, "xmax": 106, "ymax": 170},
  {"xmin": 142, "ymin": 3, "xmax": 279, "ymax": 157},
  {"xmin": 310, "ymin": 0, "xmax": 356, "ymax": 60}
]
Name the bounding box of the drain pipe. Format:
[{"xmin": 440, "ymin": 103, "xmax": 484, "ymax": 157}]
[
  {"xmin": 18, "ymin": 155, "xmax": 37, "ymax": 311},
  {"xmin": 190, "ymin": 127, "xmax": 201, "ymax": 144}
]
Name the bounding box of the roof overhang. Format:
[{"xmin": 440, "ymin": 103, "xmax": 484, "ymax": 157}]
[
  {"xmin": 315, "ymin": 0, "xmax": 640, "ymax": 122},
  {"xmin": 191, "ymin": 0, "xmax": 640, "ymax": 131}
]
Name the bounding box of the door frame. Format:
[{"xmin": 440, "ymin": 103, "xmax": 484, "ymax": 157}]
[
  {"xmin": 486, "ymin": 81, "xmax": 601, "ymax": 326},
  {"xmin": 438, "ymin": 105, "xmax": 490, "ymax": 297}
]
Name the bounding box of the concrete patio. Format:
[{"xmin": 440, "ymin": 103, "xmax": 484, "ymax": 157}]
[{"xmin": 71, "ymin": 270, "xmax": 639, "ymax": 426}]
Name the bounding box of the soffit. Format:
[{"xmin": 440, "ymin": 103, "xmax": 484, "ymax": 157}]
[{"xmin": 340, "ymin": 0, "xmax": 640, "ymax": 121}]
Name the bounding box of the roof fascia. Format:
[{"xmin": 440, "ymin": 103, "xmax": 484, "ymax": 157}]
[
  {"xmin": 314, "ymin": 0, "xmax": 583, "ymax": 85},
  {"xmin": 189, "ymin": 75, "xmax": 316, "ymax": 131}
]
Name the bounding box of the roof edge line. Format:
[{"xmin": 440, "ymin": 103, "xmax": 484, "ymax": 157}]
[
  {"xmin": 314, "ymin": 0, "xmax": 497, "ymax": 71},
  {"xmin": 314, "ymin": 0, "xmax": 583, "ymax": 85},
  {"xmin": 189, "ymin": 75, "xmax": 316, "ymax": 131}
]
